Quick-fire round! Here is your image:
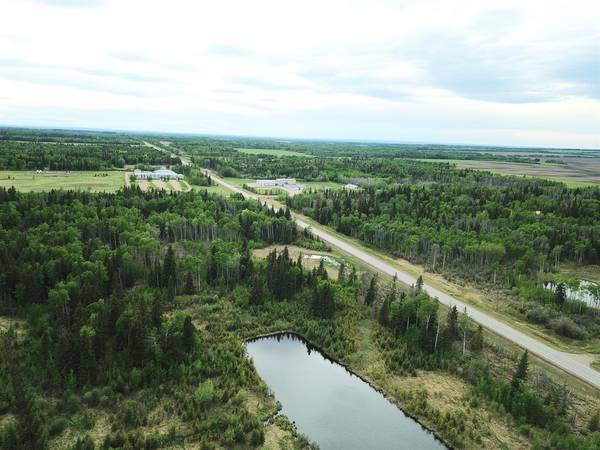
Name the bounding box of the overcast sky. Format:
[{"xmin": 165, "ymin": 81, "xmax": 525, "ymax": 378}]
[{"xmin": 1, "ymin": 0, "xmax": 599, "ymax": 148}]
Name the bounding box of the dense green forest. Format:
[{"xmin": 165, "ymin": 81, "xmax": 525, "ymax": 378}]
[
  {"xmin": 0, "ymin": 128, "xmax": 138, "ymax": 145},
  {"xmin": 173, "ymin": 138, "xmax": 600, "ymax": 342},
  {"xmin": 1, "ymin": 130, "xmax": 600, "ymax": 449},
  {"xmin": 0, "ymin": 141, "xmax": 180, "ymax": 171},
  {"xmin": 157, "ymin": 134, "xmax": 586, "ymax": 162},
  {"xmin": 0, "ymin": 187, "xmax": 312, "ymax": 449},
  {"xmin": 287, "ymin": 177, "xmax": 600, "ymax": 339},
  {"xmin": 0, "ymin": 185, "xmax": 599, "ymax": 449}
]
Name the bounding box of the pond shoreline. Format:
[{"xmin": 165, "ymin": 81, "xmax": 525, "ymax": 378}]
[{"xmin": 244, "ymin": 329, "xmax": 453, "ymax": 450}]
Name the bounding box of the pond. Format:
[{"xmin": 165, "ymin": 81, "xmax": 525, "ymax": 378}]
[
  {"xmin": 543, "ymin": 280, "xmax": 600, "ymax": 309},
  {"xmin": 247, "ymin": 333, "xmax": 446, "ymax": 450}
]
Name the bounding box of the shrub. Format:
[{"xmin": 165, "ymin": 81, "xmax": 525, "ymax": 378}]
[
  {"xmin": 116, "ymin": 400, "xmax": 148, "ymax": 429},
  {"xmin": 526, "ymin": 306, "xmax": 554, "ymax": 325},
  {"xmin": 549, "ymin": 316, "xmax": 588, "ymax": 339},
  {"xmin": 48, "ymin": 416, "xmax": 69, "ymax": 437},
  {"xmin": 250, "ymin": 428, "xmax": 265, "ymax": 447}
]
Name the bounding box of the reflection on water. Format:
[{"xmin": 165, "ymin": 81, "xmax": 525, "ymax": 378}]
[{"xmin": 247, "ymin": 333, "xmax": 446, "ymax": 450}]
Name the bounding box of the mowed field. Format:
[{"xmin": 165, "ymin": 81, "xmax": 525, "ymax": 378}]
[
  {"xmin": 0, "ymin": 170, "xmax": 124, "ymax": 192},
  {"xmin": 428, "ymin": 158, "xmax": 600, "ymax": 187},
  {"xmin": 235, "ymin": 148, "xmax": 310, "ymax": 157},
  {"xmin": 135, "ymin": 178, "xmax": 190, "ymax": 192}
]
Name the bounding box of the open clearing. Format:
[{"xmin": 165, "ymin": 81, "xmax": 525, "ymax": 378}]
[
  {"xmin": 0, "ymin": 170, "xmax": 124, "ymax": 192},
  {"xmin": 254, "ymin": 245, "xmax": 343, "ymax": 279},
  {"xmin": 168, "ymin": 180, "xmax": 182, "ymax": 191},
  {"xmin": 135, "ymin": 179, "xmax": 187, "ymax": 192},
  {"xmin": 235, "ymin": 148, "xmax": 310, "ymax": 157},
  {"xmin": 425, "ymin": 159, "xmax": 600, "ymax": 187}
]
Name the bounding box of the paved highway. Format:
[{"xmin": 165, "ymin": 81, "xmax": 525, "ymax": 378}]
[{"xmin": 207, "ymin": 171, "xmax": 600, "ymax": 389}]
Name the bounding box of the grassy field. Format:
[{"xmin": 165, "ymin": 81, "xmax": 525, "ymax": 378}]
[
  {"xmin": 235, "ymin": 148, "xmax": 310, "ymax": 157},
  {"xmin": 134, "ymin": 179, "xmax": 187, "ymax": 192},
  {"xmin": 420, "ymin": 159, "xmax": 600, "ymax": 187},
  {"xmin": 303, "ymin": 180, "xmax": 345, "ymax": 190},
  {"xmin": 0, "ymin": 170, "xmax": 124, "ymax": 192},
  {"xmin": 560, "ymin": 262, "xmax": 600, "ymax": 284},
  {"xmin": 192, "ymin": 184, "xmax": 234, "ymax": 196}
]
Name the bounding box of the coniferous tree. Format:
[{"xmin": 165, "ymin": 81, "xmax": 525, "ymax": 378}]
[
  {"xmin": 365, "ymin": 274, "xmax": 378, "ymax": 306},
  {"xmin": 239, "ymin": 240, "xmax": 254, "ymax": 281},
  {"xmin": 182, "ymin": 316, "xmax": 196, "ymax": 353},
  {"xmin": 415, "ymin": 275, "xmax": 424, "ymax": 294},
  {"xmin": 184, "ymin": 272, "xmax": 195, "ymax": 294},
  {"xmin": 445, "ymin": 305, "xmax": 459, "ymax": 340},
  {"xmin": 338, "ymin": 261, "xmax": 346, "ymax": 285},
  {"xmin": 511, "ymin": 350, "xmax": 529, "ymax": 393},
  {"xmin": 379, "ymin": 294, "xmax": 391, "ymax": 326},
  {"xmin": 250, "ymin": 275, "xmax": 264, "ymax": 306},
  {"xmin": 471, "ymin": 324, "xmax": 484, "ymax": 353},
  {"xmin": 555, "ymin": 283, "xmax": 567, "ymax": 309},
  {"xmin": 11, "ymin": 388, "xmax": 49, "ymax": 450},
  {"xmin": 348, "ymin": 265, "xmax": 357, "ymax": 284},
  {"xmin": 162, "ymin": 246, "xmax": 177, "ymax": 290}
]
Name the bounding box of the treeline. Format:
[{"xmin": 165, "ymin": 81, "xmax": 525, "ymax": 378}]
[
  {"xmin": 0, "ymin": 141, "xmax": 180, "ymax": 170},
  {"xmin": 0, "ymin": 128, "xmax": 136, "ymax": 145},
  {"xmin": 155, "ymin": 134, "xmax": 548, "ymax": 162},
  {"xmin": 288, "ymin": 181, "xmax": 600, "ymax": 277}
]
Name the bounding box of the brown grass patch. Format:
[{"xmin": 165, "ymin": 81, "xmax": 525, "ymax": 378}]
[{"xmin": 254, "ymin": 245, "xmax": 340, "ymax": 279}]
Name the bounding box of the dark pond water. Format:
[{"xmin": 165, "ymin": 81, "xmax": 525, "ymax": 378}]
[{"xmin": 247, "ymin": 333, "xmax": 446, "ymax": 450}]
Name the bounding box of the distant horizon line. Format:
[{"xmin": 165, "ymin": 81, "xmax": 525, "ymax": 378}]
[{"xmin": 1, "ymin": 123, "xmax": 598, "ymax": 152}]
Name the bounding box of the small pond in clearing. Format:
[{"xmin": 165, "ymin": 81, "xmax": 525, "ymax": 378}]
[
  {"xmin": 543, "ymin": 280, "xmax": 600, "ymax": 308},
  {"xmin": 247, "ymin": 333, "xmax": 446, "ymax": 450}
]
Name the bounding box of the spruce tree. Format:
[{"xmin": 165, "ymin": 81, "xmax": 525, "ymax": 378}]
[
  {"xmin": 365, "ymin": 274, "xmax": 378, "ymax": 306},
  {"xmin": 162, "ymin": 246, "xmax": 177, "ymax": 289},
  {"xmin": 511, "ymin": 350, "xmax": 529, "ymax": 393},
  {"xmin": 445, "ymin": 305, "xmax": 459, "ymax": 340},
  {"xmin": 415, "ymin": 275, "xmax": 424, "ymax": 294},
  {"xmin": 338, "ymin": 261, "xmax": 346, "ymax": 285},
  {"xmin": 555, "ymin": 283, "xmax": 567, "ymax": 309},
  {"xmin": 471, "ymin": 324, "xmax": 484, "ymax": 353},
  {"xmin": 182, "ymin": 316, "xmax": 196, "ymax": 353}
]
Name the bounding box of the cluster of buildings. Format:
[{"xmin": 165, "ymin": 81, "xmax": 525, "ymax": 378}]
[
  {"xmin": 255, "ymin": 178, "xmax": 305, "ymax": 195},
  {"xmin": 255, "ymin": 178, "xmax": 297, "ymax": 187},
  {"xmin": 134, "ymin": 168, "xmax": 184, "ymax": 180}
]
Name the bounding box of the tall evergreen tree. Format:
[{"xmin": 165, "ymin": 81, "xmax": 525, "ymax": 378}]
[
  {"xmin": 365, "ymin": 274, "xmax": 378, "ymax": 306},
  {"xmin": 182, "ymin": 316, "xmax": 196, "ymax": 353},
  {"xmin": 162, "ymin": 246, "xmax": 177, "ymax": 290},
  {"xmin": 338, "ymin": 261, "xmax": 346, "ymax": 285},
  {"xmin": 471, "ymin": 324, "xmax": 484, "ymax": 353},
  {"xmin": 555, "ymin": 283, "xmax": 567, "ymax": 309},
  {"xmin": 511, "ymin": 350, "xmax": 529, "ymax": 393},
  {"xmin": 415, "ymin": 274, "xmax": 424, "ymax": 294}
]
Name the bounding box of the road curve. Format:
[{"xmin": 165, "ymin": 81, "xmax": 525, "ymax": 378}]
[{"xmin": 207, "ymin": 171, "xmax": 600, "ymax": 389}]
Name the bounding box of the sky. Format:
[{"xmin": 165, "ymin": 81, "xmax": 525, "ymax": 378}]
[{"xmin": 0, "ymin": 0, "xmax": 599, "ymax": 148}]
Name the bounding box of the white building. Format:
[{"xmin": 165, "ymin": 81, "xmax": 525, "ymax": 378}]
[
  {"xmin": 256, "ymin": 178, "xmax": 296, "ymax": 187},
  {"xmin": 344, "ymin": 183, "xmax": 359, "ymax": 190},
  {"xmin": 134, "ymin": 168, "xmax": 184, "ymax": 180}
]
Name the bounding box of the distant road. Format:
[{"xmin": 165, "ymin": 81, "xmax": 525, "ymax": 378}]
[
  {"xmin": 143, "ymin": 141, "xmax": 191, "ymax": 166},
  {"xmin": 207, "ymin": 170, "xmax": 600, "ymax": 389}
]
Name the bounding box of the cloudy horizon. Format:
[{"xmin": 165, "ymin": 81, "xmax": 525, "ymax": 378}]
[{"xmin": 1, "ymin": 0, "xmax": 599, "ymax": 149}]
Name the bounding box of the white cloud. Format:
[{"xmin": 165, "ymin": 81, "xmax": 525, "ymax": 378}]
[{"xmin": 0, "ymin": 0, "xmax": 599, "ymax": 148}]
